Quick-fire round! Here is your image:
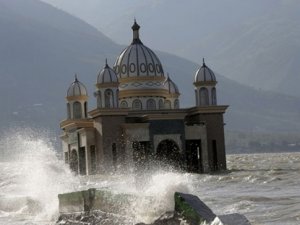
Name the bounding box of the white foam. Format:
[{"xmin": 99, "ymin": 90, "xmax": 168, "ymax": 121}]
[
  {"xmin": 0, "ymin": 128, "xmax": 79, "ymax": 222},
  {"xmin": 131, "ymin": 171, "xmax": 192, "ymax": 223}
]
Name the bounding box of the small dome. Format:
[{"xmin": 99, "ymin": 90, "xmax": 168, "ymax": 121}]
[
  {"xmin": 194, "ymin": 59, "xmax": 216, "ymax": 83},
  {"xmin": 164, "ymin": 75, "xmax": 180, "ymax": 95},
  {"xmin": 114, "ymin": 20, "xmax": 165, "ymax": 79},
  {"xmin": 67, "ymin": 75, "xmax": 88, "ymax": 97},
  {"xmin": 97, "ymin": 60, "xmax": 118, "ymax": 84}
]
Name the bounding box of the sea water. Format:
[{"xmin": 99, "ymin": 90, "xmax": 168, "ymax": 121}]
[{"xmin": 0, "ymin": 128, "xmax": 299, "ymax": 225}]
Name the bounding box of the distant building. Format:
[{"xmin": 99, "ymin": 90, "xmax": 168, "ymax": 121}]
[{"xmin": 60, "ymin": 20, "xmax": 228, "ymax": 175}]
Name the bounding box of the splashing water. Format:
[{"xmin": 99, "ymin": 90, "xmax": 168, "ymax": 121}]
[
  {"xmin": 77, "ymin": 170, "xmax": 194, "ymax": 224},
  {"xmin": 0, "ymin": 128, "xmax": 195, "ymax": 224},
  {"xmin": 0, "ymin": 128, "xmax": 80, "ymax": 224},
  {"xmin": 1, "ymin": 128, "xmax": 300, "ymax": 225}
]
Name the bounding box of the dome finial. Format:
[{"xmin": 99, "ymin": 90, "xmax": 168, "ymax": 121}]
[
  {"xmin": 105, "ymin": 58, "xmax": 109, "ymax": 68},
  {"xmin": 167, "ymin": 72, "xmax": 171, "ymax": 81},
  {"xmin": 132, "ymin": 18, "xmax": 142, "ymax": 44}
]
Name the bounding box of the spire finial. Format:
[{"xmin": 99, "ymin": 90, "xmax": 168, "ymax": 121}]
[
  {"xmin": 132, "ymin": 18, "xmax": 142, "ymax": 44},
  {"xmin": 203, "ymin": 58, "xmax": 205, "ymax": 65},
  {"xmin": 105, "ymin": 58, "xmax": 109, "ymax": 68},
  {"xmin": 75, "ymin": 73, "xmax": 78, "ymax": 82},
  {"xmin": 167, "ymin": 72, "xmax": 171, "ymax": 81}
]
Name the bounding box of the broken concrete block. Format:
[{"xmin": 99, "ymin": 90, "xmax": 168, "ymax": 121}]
[{"xmin": 174, "ymin": 192, "xmax": 216, "ymax": 224}]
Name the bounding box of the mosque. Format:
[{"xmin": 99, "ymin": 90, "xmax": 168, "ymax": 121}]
[{"xmin": 60, "ymin": 20, "xmax": 228, "ymax": 175}]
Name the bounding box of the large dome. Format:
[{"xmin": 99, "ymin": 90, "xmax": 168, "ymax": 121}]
[
  {"xmin": 114, "ymin": 20, "xmax": 165, "ymax": 79},
  {"xmin": 113, "ymin": 20, "xmax": 168, "ymax": 102},
  {"xmin": 194, "ymin": 59, "xmax": 217, "ymax": 83},
  {"xmin": 67, "ymin": 75, "xmax": 88, "ymax": 97}
]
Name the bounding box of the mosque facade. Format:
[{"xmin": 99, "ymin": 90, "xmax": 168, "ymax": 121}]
[{"xmin": 60, "ymin": 21, "xmax": 228, "ymax": 175}]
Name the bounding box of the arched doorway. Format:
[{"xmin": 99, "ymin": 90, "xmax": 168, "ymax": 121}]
[
  {"xmin": 156, "ymin": 139, "xmax": 181, "ymax": 169},
  {"xmin": 70, "ymin": 149, "xmax": 78, "ymax": 174}
]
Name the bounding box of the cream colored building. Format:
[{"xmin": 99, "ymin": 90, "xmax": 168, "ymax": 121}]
[{"xmin": 60, "ymin": 20, "xmax": 228, "ymax": 175}]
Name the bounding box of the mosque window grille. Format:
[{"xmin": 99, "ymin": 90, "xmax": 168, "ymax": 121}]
[
  {"xmin": 174, "ymin": 99, "xmax": 180, "ymax": 109},
  {"xmin": 200, "ymin": 87, "xmax": 209, "ymax": 106},
  {"xmin": 67, "ymin": 103, "xmax": 71, "ymax": 119},
  {"xmin": 212, "ymin": 87, "xmax": 217, "ymax": 105},
  {"xmin": 132, "ymin": 99, "xmax": 142, "ymax": 110},
  {"xmin": 195, "ymin": 89, "xmax": 198, "ymax": 106},
  {"xmin": 146, "ymin": 99, "xmax": 156, "ymax": 110},
  {"xmin": 120, "ymin": 100, "xmax": 128, "ymax": 108},
  {"xmin": 158, "ymin": 99, "xmax": 164, "ymax": 109},
  {"xmin": 96, "ymin": 91, "xmax": 102, "ymax": 108},
  {"xmin": 104, "ymin": 89, "xmax": 114, "ymax": 108},
  {"xmin": 164, "ymin": 100, "xmax": 171, "ymax": 109},
  {"xmin": 73, "ymin": 101, "xmax": 82, "ymax": 119}
]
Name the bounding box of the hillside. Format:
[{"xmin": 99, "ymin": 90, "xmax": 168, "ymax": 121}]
[
  {"xmin": 0, "ymin": 0, "xmax": 300, "ymax": 141},
  {"xmin": 0, "ymin": 0, "xmax": 118, "ymax": 132},
  {"xmin": 41, "ymin": 0, "xmax": 300, "ymax": 98}
]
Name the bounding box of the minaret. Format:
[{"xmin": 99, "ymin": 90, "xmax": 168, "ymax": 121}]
[
  {"xmin": 95, "ymin": 59, "xmax": 119, "ymax": 109},
  {"xmin": 66, "ymin": 74, "xmax": 88, "ymax": 119},
  {"xmin": 194, "ymin": 58, "xmax": 217, "ymax": 106}
]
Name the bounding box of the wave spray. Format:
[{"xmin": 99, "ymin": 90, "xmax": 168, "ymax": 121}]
[{"xmin": 0, "ymin": 128, "xmax": 79, "ymax": 223}]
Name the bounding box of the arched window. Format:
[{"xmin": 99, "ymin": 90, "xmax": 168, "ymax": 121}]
[
  {"xmin": 200, "ymin": 87, "xmax": 209, "ymax": 106},
  {"xmin": 84, "ymin": 102, "xmax": 88, "ymax": 118},
  {"xmin": 195, "ymin": 90, "xmax": 198, "ymax": 106},
  {"xmin": 120, "ymin": 100, "xmax": 128, "ymax": 108},
  {"xmin": 116, "ymin": 89, "xmax": 119, "ymax": 108},
  {"xmin": 159, "ymin": 99, "xmax": 164, "ymax": 109},
  {"xmin": 212, "ymin": 87, "xmax": 217, "ymax": 105},
  {"xmin": 70, "ymin": 149, "xmax": 78, "ymax": 174},
  {"xmin": 73, "ymin": 101, "xmax": 82, "ymax": 119},
  {"xmin": 67, "ymin": 103, "xmax": 71, "ymax": 119},
  {"xmin": 105, "ymin": 89, "xmax": 114, "ymax": 108},
  {"xmin": 132, "ymin": 99, "xmax": 142, "ymax": 110},
  {"xmin": 146, "ymin": 99, "xmax": 156, "ymax": 110},
  {"xmin": 156, "ymin": 139, "xmax": 181, "ymax": 169},
  {"xmin": 174, "ymin": 99, "xmax": 180, "ymax": 109},
  {"xmin": 164, "ymin": 100, "xmax": 171, "ymax": 109},
  {"xmin": 96, "ymin": 91, "xmax": 102, "ymax": 108}
]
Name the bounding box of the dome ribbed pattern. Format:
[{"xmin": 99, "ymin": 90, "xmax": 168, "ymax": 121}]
[
  {"xmin": 195, "ymin": 59, "xmax": 216, "ymax": 83},
  {"xmin": 67, "ymin": 76, "xmax": 88, "ymax": 97},
  {"xmin": 114, "ymin": 20, "xmax": 164, "ymax": 79},
  {"xmin": 114, "ymin": 44, "xmax": 164, "ymax": 78},
  {"xmin": 97, "ymin": 61, "xmax": 118, "ymax": 84}
]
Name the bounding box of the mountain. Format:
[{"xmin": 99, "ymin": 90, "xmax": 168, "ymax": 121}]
[
  {"xmin": 41, "ymin": 0, "xmax": 300, "ymax": 98},
  {"xmin": 0, "ymin": 0, "xmax": 118, "ymax": 133},
  {"xmin": 0, "ymin": 0, "xmax": 300, "ymax": 142}
]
